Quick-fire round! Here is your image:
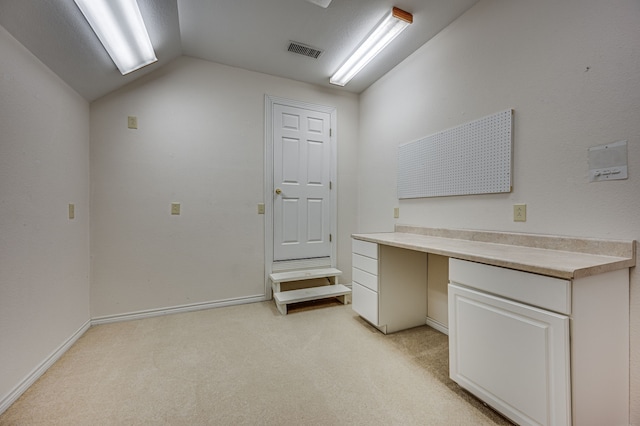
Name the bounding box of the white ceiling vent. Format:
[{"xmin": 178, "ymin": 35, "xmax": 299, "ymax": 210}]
[{"xmin": 287, "ymin": 41, "xmax": 324, "ymax": 59}]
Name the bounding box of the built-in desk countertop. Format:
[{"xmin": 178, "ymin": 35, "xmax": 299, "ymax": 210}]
[{"xmin": 352, "ymin": 226, "xmax": 635, "ymax": 280}]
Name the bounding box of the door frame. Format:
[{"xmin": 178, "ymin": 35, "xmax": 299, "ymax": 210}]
[{"xmin": 264, "ymin": 95, "xmax": 337, "ymax": 297}]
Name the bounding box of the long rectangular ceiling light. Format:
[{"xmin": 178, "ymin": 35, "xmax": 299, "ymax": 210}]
[
  {"xmin": 74, "ymin": 0, "xmax": 157, "ymax": 75},
  {"xmin": 330, "ymin": 7, "xmax": 413, "ymax": 87}
]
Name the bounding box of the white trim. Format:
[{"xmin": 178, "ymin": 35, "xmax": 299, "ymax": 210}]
[
  {"xmin": 0, "ymin": 319, "xmax": 91, "ymax": 415},
  {"xmin": 271, "ymin": 257, "xmax": 332, "ymax": 272},
  {"xmin": 264, "ymin": 95, "xmax": 338, "ymax": 299},
  {"xmin": 90, "ymin": 294, "xmax": 267, "ymax": 325},
  {"xmin": 426, "ymin": 317, "xmax": 449, "ymax": 335}
]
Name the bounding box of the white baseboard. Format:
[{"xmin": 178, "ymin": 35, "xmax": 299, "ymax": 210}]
[
  {"xmin": 91, "ymin": 294, "xmax": 268, "ymax": 325},
  {"xmin": 426, "ymin": 317, "xmax": 449, "ymax": 335},
  {"xmin": 0, "ymin": 319, "xmax": 91, "ymax": 415}
]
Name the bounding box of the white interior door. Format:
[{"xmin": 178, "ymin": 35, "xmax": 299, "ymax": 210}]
[{"xmin": 273, "ymin": 104, "xmax": 331, "ymax": 261}]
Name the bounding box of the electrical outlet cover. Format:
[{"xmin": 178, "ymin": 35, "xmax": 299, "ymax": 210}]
[
  {"xmin": 513, "ymin": 204, "xmax": 526, "ymax": 222},
  {"xmin": 128, "ymin": 116, "xmax": 138, "ymax": 129}
]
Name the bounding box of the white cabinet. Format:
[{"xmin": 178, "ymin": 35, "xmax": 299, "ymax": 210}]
[
  {"xmin": 351, "ymin": 280, "xmax": 378, "ymax": 325},
  {"xmin": 352, "ymin": 239, "xmax": 379, "ymax": 326},
  {"xmin": 352, "ymin": 238, "xmax": 427, "ymax": 334},
  {"xmin": 448, "ymin": 283, "xmax": 570, "ymax": 426},
  {"xmin": 449, "ymin": 258, "xmax": 629, "ymax": 426},
  {"xmin": 352, "ymin": 229, "xmax": 632, "ymax": 425}
]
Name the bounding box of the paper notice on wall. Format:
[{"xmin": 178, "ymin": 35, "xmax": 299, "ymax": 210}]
[{"xmin": 588, "ymin": 140, "xmax": 628, "ymax": 182}]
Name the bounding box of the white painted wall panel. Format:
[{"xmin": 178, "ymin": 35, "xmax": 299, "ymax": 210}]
[
  {"xmin": 90, "ymin": 57, "xmax": 359, "ymax": 317},
  {"xmin": 0, "ymin": 25, "xmax": 90, "ymax": 411}
]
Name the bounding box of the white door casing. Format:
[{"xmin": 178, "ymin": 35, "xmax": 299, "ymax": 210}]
[{"xmin": 264, "ymin": 96, "xmax": 337, "ymax": 290}]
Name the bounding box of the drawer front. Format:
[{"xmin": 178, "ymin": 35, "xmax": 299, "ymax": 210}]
[
  {"xmin": 352, "ymin": 267, "xmax": 378, "ymax": 292},
  {"xmin": 449, "ymin": 259, "xmax": 571, "ymax": 315},
  {"xmin": 352, "ymin": 253, "xmax": 378, "ymax": 276},
  {"xmin": 352, "ymin": 282, "xmax": 379, "ymax": 325},
  {"xmin": 352, "ymin": 239, "xmax": 378, "ymax": 259}
]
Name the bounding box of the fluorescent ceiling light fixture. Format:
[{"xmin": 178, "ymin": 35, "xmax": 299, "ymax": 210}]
[
  {"xmin": 306, "ymin": 0, "xmax": 333, "ymax": 8},
  {"xmin": 74, "ymin": 0, "xmax": 157, "ymax": 75},
  {"xmin": 330, "ymin": 7, "xmax": 413, "ymax": 87}
]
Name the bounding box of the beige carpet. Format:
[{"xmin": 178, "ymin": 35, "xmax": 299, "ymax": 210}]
[{"xmin": 0, "ymin": 300, "xmax": 512, "ymax": 425}]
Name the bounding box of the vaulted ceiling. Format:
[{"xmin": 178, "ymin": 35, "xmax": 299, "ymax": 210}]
[{"xmin": 0, "ymin": 0, "xmax": 479, "ymax": 101}]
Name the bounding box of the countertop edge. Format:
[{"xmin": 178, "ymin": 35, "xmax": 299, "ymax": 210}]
[{"xmin": 352, "ymin": 232, "xmax": 636, "ymax": 280}]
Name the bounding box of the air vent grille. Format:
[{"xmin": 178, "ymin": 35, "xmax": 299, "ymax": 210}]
[{"xmin": 287, "ymin": 41, "xmax": 324, "ymax": 59}]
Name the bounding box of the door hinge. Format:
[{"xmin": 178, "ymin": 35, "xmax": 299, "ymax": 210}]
[
  {"xmin": 329, "ymin": 181, "xmax": 332, "ymax": 190},
  {"xmin": 329, "ymin": 234, "xmax": 332, "ymax": 242},
  {"xmin": 330, "ymin": 128, "xmax": 332, "ymax": 137}
]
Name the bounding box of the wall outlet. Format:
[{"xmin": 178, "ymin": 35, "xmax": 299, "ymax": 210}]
[
  {"xmin": 127, "ymin": 116, "xmax": 138, "ymax": 129},
  {"xmin": 171, "ymin": 203, "xmax": 181, "ymax": 215},
  {"xmin": 513, "ymin": 204, "xmax": 526, "ymax": 222},
  {"xmin": 258, "ymin": 203, "xmax": 265, "ymax": 214}
]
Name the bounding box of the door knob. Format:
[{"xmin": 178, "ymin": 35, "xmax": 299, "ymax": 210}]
[{"xmin": 275, "ymin": 188, "xmax": 282, "ymax": 195}]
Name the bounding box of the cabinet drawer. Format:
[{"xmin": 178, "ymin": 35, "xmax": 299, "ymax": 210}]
[
  {"xmin": 352, "ymin": 253, "xmax": 378, "ymax": 276},
  {"xmin": 449, "ymin": 259, "xmax": 571, "ymax": 315},
  {"xmin": 352, "ymin": 239, "xmax": 378, "ymax": 259},
  {"xmin": 352, "ymin": 267, "xmax": 378, "ymax": 292},
  {"xmin": 352, "ymin": 282, "xmax": 378, "ymax": 325}
]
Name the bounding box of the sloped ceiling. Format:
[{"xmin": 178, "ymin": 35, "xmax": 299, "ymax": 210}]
[
  {"xmin": 0, "ymin": 0, "xmax": 478, "ymax": 102},
  {"xmin": 0, "ymin": 0, "xmax": 182, "ymax": 101}
]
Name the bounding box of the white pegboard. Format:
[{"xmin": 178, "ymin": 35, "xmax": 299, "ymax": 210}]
[{"xmin": 398, "ymin": 110, "xmax": 513, "ymax": 199}]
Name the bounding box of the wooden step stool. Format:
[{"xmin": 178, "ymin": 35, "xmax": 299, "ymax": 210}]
[{"xmin": 269, "ymin": 268, "xmax": 350, "ymax": 315}]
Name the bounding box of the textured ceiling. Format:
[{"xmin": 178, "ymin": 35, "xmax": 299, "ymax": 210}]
[
  {"xmin": 0, "ymin": 0, "xmax": 182, "ymax": 101},
  {"xmin": 0, "ymin": 0, "xmax": 478, "ymax": 101}
]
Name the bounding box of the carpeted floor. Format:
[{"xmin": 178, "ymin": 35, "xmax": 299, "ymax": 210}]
[{"xmin": 0, "ymin": 300, "xmax": 512, "ymax": 425}]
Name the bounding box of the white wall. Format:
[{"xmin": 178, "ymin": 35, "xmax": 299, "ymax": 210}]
[
  {"xmin": 0, "ymin": 26, "xmax": 90, "ymax": 408},
  {"xmin": 358, "ymin": 0, "xmax": 640, "ymax": 420},
  {"xmin": 90, "ymin": 56, "xmax": 359, "ymax": 318}
]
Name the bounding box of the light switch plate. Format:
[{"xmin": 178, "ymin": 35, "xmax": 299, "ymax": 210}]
[
  {"xmin": 68, "ymin": 203, "xmax": 75, "ymax": 220},
  {"xmin": 394, "ymin": 207, "xmax": 400, "ymax": 218},
  {"xmin": 171, "ymin": 203, "xmax": 180, "ymax": 215},
  {"xmin": 258, "ymin": 203, "xmax": 265, "ymax": 214}
]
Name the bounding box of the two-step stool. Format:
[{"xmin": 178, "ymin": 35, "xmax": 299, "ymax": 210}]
[{"xmin": 269, "ymin": 267, "xmax": 351, "ymax": 315}]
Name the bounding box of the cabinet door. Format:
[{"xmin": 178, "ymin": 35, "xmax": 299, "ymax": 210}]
[{"xmin": 448, "ymin": 284, "xmax": 570, "ymax": 426}]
